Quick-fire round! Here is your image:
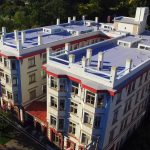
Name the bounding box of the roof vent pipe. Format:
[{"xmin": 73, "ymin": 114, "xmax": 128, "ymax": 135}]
[
  {"xmin": 110, "ymin": 66, "xmax": 117, "ymax": 83},
  {"xmin": 82, "ymin": 56, "xmax": 87, "ymax": 71},
  {"xmin": 68, "ymin": 17, "xmax": 71, "ymax": 24},
  {"xmin": 16, "ymin": 40, "xmax": 22, "ymax": 51},
  {"xmin": 125, "ymin": 58, "xmax": 132, "ymax": 74},
  {"xmin": 38, "ymin": 34, "xmax": 42, "ymax": 45},
  {"xmin": 73, "ymin": 16, "xmax": 76, "ymax": 21},
  {"xmin": 97, "ymin": 52, "xmax": 104, "ymax": 70},
  {"xmin": 57, "ymin": 18, "xmax": 60, "ymax": 25},
  {"xmin": 69, "ymin": 54, "xmax": 75, "ymax": 64},
  {"xmin": 2, "ymin": 27, "xmax": 6, "ymax": 36},
  {"xmin": 82, "ymin": 15, "xmax": 86, "ymax": 25},
  {"xmin": 95, "ymin": 17, "xmax": 99, "ymax": 23},
  {"xmin": 65, "ymin": 43, "xmax": 71, "ymax": 55},
  {"xmin": 14, "ymin": 30, "xmax": 18, "ymax": 41},
  {"xmin": 86, "ymin": 48, "xmax": 92, "ymax": 66},
  {"xmin": 21, "ymin": 31, "xmax": 25, "ymax": 44}
]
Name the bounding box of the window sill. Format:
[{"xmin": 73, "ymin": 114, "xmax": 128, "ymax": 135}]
[
  {"xmin": 29, "ymin": 81, "xmax": 36, "ymax": 85},
  {"xmin": 28, "ymin": 65, "xmax": 36, "ymax": 69}
]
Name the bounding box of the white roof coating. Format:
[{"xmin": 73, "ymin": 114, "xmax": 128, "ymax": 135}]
[
  {"xmin": 114, "ymin": 16, "xmax": 140, "ymax": 25},
  {"xmin": 118, "ymin": 36, "xmax": 141, "ymax": 43},
  {"xmin": 48, "ymin": 34, "xmax": 150, "ymax": 81},
  {"xmin": 1, "ymin": 20, "xmax": 98, "ymax": 53}
]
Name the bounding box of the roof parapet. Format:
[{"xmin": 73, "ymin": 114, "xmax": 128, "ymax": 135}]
[
  {"xmin": 14, "ymin": 30, "xmax": 19, "ymax": 41},
  {"xmin": 125, "ymin": 58, "xmax": 132, "ymax": 74},
  {"xmin": 86, "ymin": 48, "xmax": 92, "ymax": 66},
  {"xmin": 97, "ymin": 52, "xmax": 104, "ymax": 70}
]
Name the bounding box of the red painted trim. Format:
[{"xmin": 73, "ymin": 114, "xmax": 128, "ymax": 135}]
[{"xmin": 43, "ymin": 67, "xmax": 115, "ymax": 95}]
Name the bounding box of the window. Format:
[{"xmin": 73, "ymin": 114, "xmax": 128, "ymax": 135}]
[
  {"xmin": 69, "ymin": 122, "xmax": 76, "ymax": 135},
  {"xmin": 94, "ymin": 116, "xmax": 101, "ymax": 128},
  {"xmin": 0, "ymin": 71, "xmax": 4, "ymax": 78},
  {"xmin": 12, "ymin": 77, "xmax": 17, "ymax": 86},
  {"xmin": 59, "ymin": 78, "xmax": 66, "ymax": 91},
  {"xmin": 41, "ymin": 70, "xmax": 46, "ymax": 79},
  {"xmin": 145, "ymin": 72, "xmax": 148, "ymax": 82},
  {"xmin": 42, "ymin": 53, "xmax": 46, "ymax": 64},
  {"xmin": 29, "ymin": 73, "xmax": 36, "ymax": 84},
  {"xmin": 29, "ymin": 89, "xmax": 36, "ymax": 100},
  {"xmin": 11, "ymin": 60, "xmax": 16, "ymax": 70},
  {"xmin": 14, "ymin": 93, "xmax": 18, "ymax": 103},
  {"xmin": 28, "ymin": 57, "xmax": 35, "ymax": 68},
  {"xmin": 84, "ymin": 112, "xmax": 92, "ymax": 126},
  {"xmin": 0, "ymin": 56, "xmax": 2, "ymax": 62},
  {"xmin": 6, "ymin": 75, "xmax": 10, "ymax": 84},
  {"xmin": 135, "ymin": 92, "xmax": 139, "ymax": 104},
  {"xmin": 70, "ymin": 102, "xmax": 77, "ymax": 114},
  {"xmin": 72, "ymin": 81, "xmax": 78, "ymax": 95},
  {"xmin": 120, "ymin": 118, "xmax": 128, "ymax": 132},
  {"xmin": 109, "ymin": 128, "xmax": 115, "ymax": 143},
  {"xmin": 124, "ymin": 100, "xmax": 132, "ymax": 114},
  {"xmin": 140, "ymin": 88, "xmax": 145, "ymax": 99},
  {"xmin": 139, "ymin": 75, "xmax": 143, "ymax": 86},
  {"xmin": 86, "ymin": 90, "xmax": 95, "ymax": 106},
  {"xmin": 4, "ymin": 58, "xmax": 9, "ymax": 68},
  {"xmin": 1, "ymin": 86, "xmax": 6, "ymax": 95},
  {"xmin": 116, "ymin": 92, "xmax": 122, "ymax": 104},
  {"xmin": 42, "ymin": 84, "xmax": 46, "ymax": 94},
  {"xmin": 81, "ymin": 133, "xmax": 89, "ymax": 145},
  {"xmin": 112, "ymin": 109, "xmax": 119, "ymax": 125},
  {"xmin": 97, "ymin": 95, "xmax": 104, "ymax": 108},
  {"xmin": 59, "ymin": 100, "xmax": 65, "ymax": 111},
  {"xmin": 7, "ymin": 91, "xmax": 12, "ymax": 99},
  {"xmin": 50, "ymin": 76, "xmax": 57, "ymax": 89},
  {"xmin": 50, "ymin": 116, "xmax": 56, "ymax": 127},
  {"xmin": 58, "ymin": 119, "xmax": 64, "ymax": 130},
  {"xmin": 50, "ymin": 96, "xmax": 57, "ymax": 108}
]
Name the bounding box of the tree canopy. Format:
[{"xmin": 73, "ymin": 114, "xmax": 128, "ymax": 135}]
[{"xmin": 0, "ymin": 0, "xmax": 149, "ymax": 31}]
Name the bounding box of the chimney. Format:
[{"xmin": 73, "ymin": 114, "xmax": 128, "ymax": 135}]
[
  {"xmin": 69, "ymin": 54, "xmax": 75, "ymax": 64},
  {"xmin": 95, "ymin": 17, "xmax": 99, "ymax": 23},
  {"xmin": 47, "ymin": 47, "xmax": 52, "ymax": 60},
  {"xmin": 73, "ymin": 16, "xmax": 76, "ymax": 21},
  {"xmin": 2, "ymin": 27, "xmax": 6, "ymax": 36},
  {"xmin": 68, "ymin": 17, "xmax": 71, "ymax": 24},
  {"xmin": 65, "ymin": 43, "xmax": 71, "ymax": 55},
  {"xmin": 110, "ymin": 66, "xmax": 117, "ymax": 83},
  {"xmin": 1, "ymin": 35, "xmax": 4, "ymax": 44},
  {"xmin": 57, "ymin": 18, "xmax": 60, "ymax": 25},
  {"xmin": 14, "ymin": 30, "xmax": 18, "ymax": 41},
  {"xmin": 97, "ymin": 52, "xmax": 104, "ymax": 70},
  {"xmin": 82, "ymin": 15, "xmax": 85, "ymax": 25},
  {"xmin": 21, "ymin": 31, "xmax": 25, "ymax": 44},
  {"xmin": 86, "ymin": 48, "xmax": 92, "ymax": 65},
  {"xmin": 38, "ymin": 34, "xmax": 42, "ymax": 45},
  {"xmin": 125, "ymin": 58, "xmax": 132, "ymax": 74},
  {"xmin": 82, "ymin": 56, "xmax": 87, "ymax": 70},
  {"xmin": 16, "ymin": 40, "xmax": 22, "ymax": 51}
]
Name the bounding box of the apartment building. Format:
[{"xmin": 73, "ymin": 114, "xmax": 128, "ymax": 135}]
[
  {"xmin": 0, "ymin": 16, "xmax": 116, "ymax": 123},
  {"xmin": 43, "ymin": 30, "xmax": 150, "ymax": 149}
]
